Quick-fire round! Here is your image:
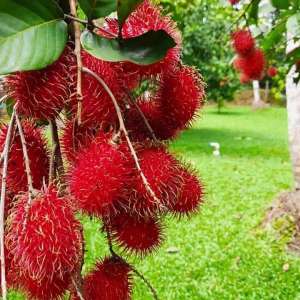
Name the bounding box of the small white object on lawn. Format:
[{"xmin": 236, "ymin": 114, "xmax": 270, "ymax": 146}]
[{"xmin": 209, "ymin": 142, "xmax": 221, "ymax": 157}]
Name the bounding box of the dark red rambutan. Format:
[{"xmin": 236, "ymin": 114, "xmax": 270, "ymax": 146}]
[
  {"xmin": 231, "ymin": 29, "xmax": 255, "ymax": 56},
  {"xmin": 69, "ymin": 134, "xmax": 133, "ymax": 216},
  {"xmin": 109, "ymin": 212, "xmax": 163, "ymax": 255},
  {"xmin": 99, "ymin": 0, "xmax": 181, "ymax": 78},
  {"xmin": 229, "ymin": 0, "xmax": 240, "ymax": 4},
  {"xmin": 158, "ymin": 65, "xmax": 205, "ymax": 130},
  {"xmin": 234, "ymin": 48, "xmax": 266, "ymax": 80},
  {"xmin": 61, "ymin": 119, "xmax": 100, "ymax": 163},
  {"xmin": 5, "ymin": 46, "xmax": 74, "ymax": 120},
  {"xmin": 267, "ymin": 66, "xmax": 278, "ymax": 78},
  {"xmin": 0, "ymin": 120, "xmax": 49, "ymax": 194},
  {"xmin": 72, "ymin": 256, "xmax": 132, "ymax": 300},
  {"xmin": 69, "ymin": 51, "xmax": 125, "ymax": 126},
  {"xmin": 124, "ymin": 97, "xmax": 177, "ymax": 141},
  {"xmin": 168, "ymin": 166, "xmax": 204, "ymax": 217},
  {"xmin": 6, "ymin": 187, "xmax": 82, "ymax": 288},
  {"xmin": 127, "ymin": 146, "xmax": 180, "ymax": 215}
]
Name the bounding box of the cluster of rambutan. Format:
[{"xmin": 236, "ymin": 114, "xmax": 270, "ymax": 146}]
[
  {"xmin": 2, "ymin": 1, "xmax": 205, "ymax": 299},
  {"xmin": 229, "ymin": 0, "xmax": 240, "ymax": 5},
  {"xmin": 231, "ymin": 29, "xmax": 266, "ymax": 83}
]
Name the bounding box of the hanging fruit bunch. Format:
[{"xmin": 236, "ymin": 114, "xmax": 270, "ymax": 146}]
[{"xmin": 0, "ymin": 0, "xmax": 205, "ymax": 299}]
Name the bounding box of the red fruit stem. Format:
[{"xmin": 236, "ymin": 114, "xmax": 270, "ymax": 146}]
[
  {"xmin": 82, "ymin": 67, "xmax": 160, "ymax": 204},
  {"xmin": 126, "ymin": 90, "xmax": 158, "ymax": 142},
  {"xmin": 0, "ymin": 109, "xmax": 16, "ymax": 300},
  {"xmin": 69, "ymin": 0, "xmax": 83, "ymax": 125},
  {"xmin": 49, "ymin": 119, "xmax": 65, "ymax": 185}
]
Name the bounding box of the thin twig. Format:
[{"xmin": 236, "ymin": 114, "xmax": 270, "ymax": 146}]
[
  {"xmin": 132, "ymin": 267, "xmax": 159, "ymax": 300},
  {"xmin": 82, "ymin": 67, "xmax": 160, "ymax": 204},
  {"xmin": 0, "ymin": 94, "xmax": 11, "ymax": 105},
  {"xmin": 71, "ymin": 276, "xmax": 85, "ymax": 300},
  {"xmin": 69, "ymin": 0, "xmax": 83, "ymax": 125},
  {"xmin": 0, "ymin": 110, "xmax": 16, "ymax": 300},
  {"xmin": 49, "ymin": 120, "xmax": 65, "ymax": 184},
  {"xmin": 15, "ymin": 111, "xmax": 34, "ymax": 205},
  {"xmin": 126, "ymin": 91, "xmax": 158, "ymax": 142}
]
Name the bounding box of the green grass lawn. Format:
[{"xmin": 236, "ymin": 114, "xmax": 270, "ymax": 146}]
[{"xmin": 9, "ymin": 106, "xmax": 300, "ymax": 299}]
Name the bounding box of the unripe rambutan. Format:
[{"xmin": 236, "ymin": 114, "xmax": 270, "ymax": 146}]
[
  {"xmin": 267, "ymin": 66, "xmax": 278, "ymax": 78},
  {"xmin": 127, "ymin": 146, "xmax": 181, "ymax": 215},
  {"xmin": 69, "ymin": 134, "xmax": 133, "ymax": 216},
  {"xmin": 99, "ymin": 0, "xmax": 181, "ymax": 78},
  {"xmin": 0, "ymin": 120, "xmax": 49, "ymax": 194},
  {"xmin": 159, "ymin": 65, "xmax": 205, "ymax": 130},
  {"xmin": 5, "ymin": 46, "xmax": 74, "ymax": 120},
  {"xmin": 231, "ymin": 29, "xmax": 255, "ymax": 56},
  {"xmin": 6, "ymin": 187, "xmax": 82, "ymax": 289},
  {"xmin": 61, "ymin": 119, "xmax": 100, "ymax": 163},
  {"xmin": 69, "ymin": 51, "xmax": 125, "ymax": 126},
  {"xmin": 235, "ymin": 48, "xmax": 266, "ymax": 80},
  {"xmin": 109, "ymin": 212, "xmax": 163, "ymax": 255},
  {"xmin": 168, "ymin": 166, "xmax": 204, "ymax": 217},
  {"xmin": 72, "ymin": 256, "xmax": 132, "ymax": 300}
]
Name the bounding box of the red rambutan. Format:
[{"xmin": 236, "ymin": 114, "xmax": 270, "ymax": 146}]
[
  {"xmin": 239, "ymin": 73, "xmax": 251, "ymax": 84},
  {"xmin": 235, "ymin": 48, "xmax": 266, "ymax": 80},
  {"xmin": 61, "ymin": 119, "xmax": 100, "ymax": 163},
  {"xmin": 109, "ymin": 212, "xmax": 163, "ymax": 255},
  {"xmin": 0, "ymin": 120, "xmax": 49, "ymax": 194},
  {"xmin": 99, "ymin": 0, "xmax": 181, "ymax": 78},
  {"xmin": 267, "ymin": 66, "xmax": 278, "ymax": 78},
  {"xmin": 229, "ymin": 0, "xmax": 240, "ymax": 5},
  {"xmin": 72, "ymin": 256, "xmax": 132, "ymax": 300},
  {"xmin": 6, "ymin": 187, "xmax": 82, "ymax": 291},
  {"xmin": 158, "ymin": 65, "xmax": 205, "ymax": 131},
  {"xmin": 168, "ymin": 166, "xmax": 204, "ymax": 217},
  {"xmin": 231, "ymin": 29, "xmax": 255, "ymax": 56},
  {"xmin": 5, "ymin": 46, "xmax": 74, "ymax": 120},
  {"xmin": 127, "ymin": 146, "xmax": 180, "ymax": 215},
  {"xmin": 69, "ymin": 134, "xmax": 133, "ymax": 216},
  {"xmin": 69, "ymin": 51, "xmax": 125, "ymax": 126}
]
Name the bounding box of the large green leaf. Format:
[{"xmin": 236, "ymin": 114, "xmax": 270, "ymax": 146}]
[
  {"xmin": 262, "ymin": 21, "xmax": 286, "ymax": 52},
  {"xmin": 248, "ymin": 0, "xmax": 261, "ymax": 24},
  {"xmin": 81, "ymin": 29, "xmax": 176, "ymax": 65},
  {"xmin": 271, "ymin": 0, "xmax": 290, "ymax": 9},
  {"xmin": 0, "ymin": 0, "xmax": 68, "ymax": 75},
  {"xmin": 78, "ymin": 0, "xmax": 116, "ymax": 20},
  {"xmin": 117, "ymin": 0, "xmax": 143, "ymax": 27}
]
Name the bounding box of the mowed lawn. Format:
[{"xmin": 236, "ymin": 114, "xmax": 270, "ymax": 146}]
[{"xmin": 9, "ymin": 106, "xmax": 300, "ymax": 299}]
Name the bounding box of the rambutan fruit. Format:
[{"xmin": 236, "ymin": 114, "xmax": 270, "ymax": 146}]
[
  {"xmin": 158, "ymin": 65, "xmax": 205, "ymax": 130},
  {"xmin": 69, "ymin": 134, "xmax": 133, "ymax": 216},
  {"xmin": 6, "ymin": 187, "xmax": 82, "ymax": 289},
  {"xmin": 61, "ymin": 119, "xmax": 100, "ymax": 163},
  {"xmin": 5, "ymin": 46, "xmax": 74, "ymax": 120},
  {"xmin": 99, "ymin": 0, "xmax": 181, "ymax": 78},
  {"xmin": 229, "ymin": 0, "xmax": 240, "ymax": 4},
  {"xmin": 69, "ymin": 51, "xmax": 125, "ymax": 126},
  {"xmin": 124, "ymin": 98, "xmax": 177, "ymax": 141},
  {"xmin": 234, "ymin": 48, "xmax": 266, "ymax": 80},
  {"xmin": 267, "ymin": 66, "xmax": 278, "ymax": 78},
  {"xmin": 109, "ymin": 212, "xmax": 163, "ymax": 255},
  {"xmin": 240, "ymin": 73, "xmax": 251, "ymax": 84},
  {"xmin": 168, "ymin": 166, "xmax": 204, "ymax": 217},
  {"xmin": 72, "ymin": 256, "xmax": 132, "ymax": 300},
  {"xmin": 231, "ymin": 29, "xmax": 255, "ymax": 56},
  {"xmin": 127, "ymin": 146, "xmax": 181, "ymax": 215},
  {"xmin": 0, "ymin": 120, "xmax": 49, "ymax": 194}
]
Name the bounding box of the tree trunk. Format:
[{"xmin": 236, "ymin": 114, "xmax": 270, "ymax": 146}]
[
  {"xmin": 286, "ymin": 67, "xmax": 300, "ymax": 190},
  {"xmin": 252, "ymin": 80, "xmax": 267, "ymax": 109}
]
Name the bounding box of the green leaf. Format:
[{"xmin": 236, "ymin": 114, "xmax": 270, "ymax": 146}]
[
  {"xmin": 0, "ymin": 0, "xmax": 68, "ymax": 75},
  {"xmin": 78, "ymin": 0, "xmax": 116, "ymax": 20},
  {"xmin": 5, "ymin": 98, "xmax": 15, "ymax": 117},
  {"xmin": 117, "ymin": 0, "xmax": 143, "ymax": 27},
  {"xmin": 262, "ymin": 21, "xmax": 286, "ymax": 52},
  {"xmin": 81, "ymin": 30, "xmax": 176, "ymax": 65},
  {"xmin": 248, "ymin": 0, "xmax": 261, "ymax": 24},
  {"xmin": 271, "ymin": 0, "xmax": 290, "ymax": 9}
]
